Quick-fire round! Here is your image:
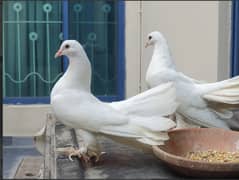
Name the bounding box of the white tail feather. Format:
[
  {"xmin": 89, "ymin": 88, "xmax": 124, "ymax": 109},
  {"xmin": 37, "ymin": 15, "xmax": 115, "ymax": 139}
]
[
  {"xmin": 100, "ymin": 115, "xmax": 174, "ymax": 146},
  {"xmin": 104, "ymin": 82, "xmax": 178, "ymax": 146},
  {"xmin": 110, "ymin": 82, "xmax": 178, "ymax": 117},
  {"xmin": 131, "ymin": 116, "xmax": 175, "ymax": 132},
  {"xmin": 137, "ymin": 138, "xmax": 165, "ymax": 146},
  {"xmin": 199, "ymin": 76, "xmax": 239, "ymax": 121},
  {"xmin": 203, "ymin": 75, "xmax": 239, "ymax": 104}
]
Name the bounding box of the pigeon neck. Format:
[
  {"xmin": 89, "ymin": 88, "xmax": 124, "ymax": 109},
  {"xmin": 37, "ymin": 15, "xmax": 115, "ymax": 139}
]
[
  {"xmin": 62, "ymin": 53, "xmax": 92, "ymax": 92},
  {"xmin": 152, "ymin": 41, "xmax": 175, "ymax": 69}
]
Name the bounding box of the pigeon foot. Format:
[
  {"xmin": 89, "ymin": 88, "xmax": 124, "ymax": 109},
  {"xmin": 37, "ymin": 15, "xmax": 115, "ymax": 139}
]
[
  {"xmin": 56, "ymin": 146, "xmax": 106, "ymax": 163},
  {"xmin": 56, "ymin": 146, "xmax": 87, "ymax": 161}
]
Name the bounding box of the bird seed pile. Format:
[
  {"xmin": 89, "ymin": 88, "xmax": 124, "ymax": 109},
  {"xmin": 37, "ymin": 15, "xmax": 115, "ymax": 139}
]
[{"xmin": 185, "ymin": 150, "xmax": 239, "ymax": 163}]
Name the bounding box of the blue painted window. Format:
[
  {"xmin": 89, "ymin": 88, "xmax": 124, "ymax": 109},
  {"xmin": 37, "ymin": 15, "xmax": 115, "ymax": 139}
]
[
  {"xmin": 3, "ymin": 0, "xmax": 125, "ymax": 104},
  {"xmin": 231, "ymin": 0, "xmax": 239, "ymax": 77}
]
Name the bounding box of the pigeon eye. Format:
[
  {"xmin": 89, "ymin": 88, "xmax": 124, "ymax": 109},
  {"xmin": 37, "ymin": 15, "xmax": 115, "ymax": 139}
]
[
  {"xmin": 65, "ymin": 44, "xmax": 70, "ymax": 49},
  {"xmin": 148, "ymin": 36, "xmax": 152, "ymax": 40}
]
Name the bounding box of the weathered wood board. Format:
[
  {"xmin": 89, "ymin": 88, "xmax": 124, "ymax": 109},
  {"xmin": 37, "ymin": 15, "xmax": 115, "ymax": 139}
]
[
  {"xmin": 12, "ymin": 111, "xmax": 239, "ymax": 179},
  {"xmin": 43, "ymin": 114, "xmax": 56, "ymax": 179},
  {"xmin": 55, "ymin": 122, "xmax": 84, "ymax": 179},
  {"xmin": 51, "ymin": 120, "xmax": 182, "ymax": 179},
  {"xmin": 14, "ymin": 156, "xmax": 43, "ymax": 179}
]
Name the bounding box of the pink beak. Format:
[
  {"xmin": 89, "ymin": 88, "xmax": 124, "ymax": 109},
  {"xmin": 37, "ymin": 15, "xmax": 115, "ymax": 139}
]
[
  {"xmin": 145, "ymin": 42, "xmax": 150, "ymax": 48},
  {"xmin": 54, "ymin": 49, "xmax": 63, "ymax": 58}
]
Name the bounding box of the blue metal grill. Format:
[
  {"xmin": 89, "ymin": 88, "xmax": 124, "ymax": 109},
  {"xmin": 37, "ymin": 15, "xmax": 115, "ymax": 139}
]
[{"xmin": 3, "ymin": 0, "xmax": 125, "ymax": 104}]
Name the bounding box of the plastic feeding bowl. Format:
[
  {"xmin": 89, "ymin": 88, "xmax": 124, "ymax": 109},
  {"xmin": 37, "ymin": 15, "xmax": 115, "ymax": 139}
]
[{"xmin": 152, "ymin": 128, "xmax": 239, "ymax": 178}]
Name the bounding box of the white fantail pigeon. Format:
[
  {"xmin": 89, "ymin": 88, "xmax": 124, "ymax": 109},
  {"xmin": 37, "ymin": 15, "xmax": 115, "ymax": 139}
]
[
  {"xmin": 51, "ymin": 40, "xmax": 178, "ymax": 161},
  {"xmin": 145, "ymin": 31, "xmax": 239, "ymax": 129}
]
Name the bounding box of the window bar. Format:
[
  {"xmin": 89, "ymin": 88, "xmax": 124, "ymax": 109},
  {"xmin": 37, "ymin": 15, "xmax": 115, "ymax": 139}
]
[
  {"xmin": 74, "ymin": 3, "xmax": 81, "ymax": 40},
  {"xmin": 103, "ymin": 3, "xmax": 110, "ymax": 95},
  {"xmin": 29, "ymin": 32, "xmax": 38, "ymax": 96},
  {"xmin": 16, "ymin": 4, "xmax": 22, "ymax": 96},
  {"xmin": 43, "ymin": 3, "xmax": 52, "ymax": 93},
  {"xmin": 90, "ymin": 34, "xmax": 95, "ymax": 92},
  {"xmin": 63, "ymin": 0, "xmax": 69, "ymax": 71},
  {"xmin": 89, "ymin": 3, "xmax": 95, "ymax": 92},
  {"xmin": 117, "ymin": 0, "xmax": 125, "ymax": 100},
  {"xmin": 3, "ymin": 8, "xmax": 6, "ymax": 97},
  {"xmin": 231, "ymin": 0, "xmax": 239, "ymax": 77},
  {"xmin": 32, "ymin": 38, "xmax": 36, "ymax": 96}
]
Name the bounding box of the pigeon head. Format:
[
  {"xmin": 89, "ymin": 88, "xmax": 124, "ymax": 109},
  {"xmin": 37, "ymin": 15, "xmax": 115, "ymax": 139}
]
[
  {"xmin": 55, "ymin": 40, "xmax": 84, "ymax": 58},
  {"xmin": 145, "ymin": 31, "xmax": 166, "ymax": 48}
]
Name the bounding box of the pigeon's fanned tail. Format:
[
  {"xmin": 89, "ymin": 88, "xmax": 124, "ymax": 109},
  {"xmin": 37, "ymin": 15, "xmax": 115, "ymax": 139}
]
[
  {"xmin": 106, "ymin": 82, "xmax": 177, "ymax": 146},
  {"xmin": 100, "ymin": 127, "xmax": 143, "ymax": 139},
  {"xmin": 100, "ymin": 115, "xmax": 175, "ymax": 146},
  {"xmin": 110, "ymin": 82, "xmax": 178, "ymax": 117},
  {"xmin": 203, "ymin": 76, "xmax": 239, "ymax": 105},
  {"xmin": 200, "ymin": 76, "xmax": 239, "ymax": 121},
  {"xmin": 137, "ymin": 138, "xmax": 165, "ymax": 146},
  {"xmin": 130, "ymin": 116, "xmax": 176, "ymax": 132},
  {"xmin": 138, "ymin": 131, "xmax": 169, "ymax": 146}
]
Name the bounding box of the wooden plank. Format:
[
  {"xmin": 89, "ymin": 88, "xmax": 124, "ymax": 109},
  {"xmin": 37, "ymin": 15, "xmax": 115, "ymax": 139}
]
[
  {"xmin": 83, "ymin": 137, "xmax": 179, "ymax": 179},
  {"xmin": 14, "ymin": 156, "xmax": 43, "ymax": 179},
  {"xmin": 43, "ymin": 113, "xmax": 56, "ymax": 179},
  {"xmin": 55, "ymin": 123, "xmax": 84, "ymax": 178}
]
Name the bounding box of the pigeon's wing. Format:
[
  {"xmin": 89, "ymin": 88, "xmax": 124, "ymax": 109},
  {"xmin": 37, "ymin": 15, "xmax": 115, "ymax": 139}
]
[
  {"xmin": 89, "ymin": 100, "xmax": 130, "ymax": 126},
  {"xmin": 88, "ymin": 98, "xmax": 173, "ymax": 140},
  {"xmin": 88, "ymin": 102, "xmax": 152, "ymax": 138},
  {"xmin": 86, "ymin": 102, "xmax": 145, "ymax": 138},
  {"xmin": 51, "ymin": 91, "xmax": 129, "ymax": 129}
]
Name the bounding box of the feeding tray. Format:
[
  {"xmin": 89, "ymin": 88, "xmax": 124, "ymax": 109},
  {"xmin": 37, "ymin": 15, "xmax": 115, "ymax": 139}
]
[{"xmin": 153, "ymin": 128, "xmax": 239, "ymax": 178}]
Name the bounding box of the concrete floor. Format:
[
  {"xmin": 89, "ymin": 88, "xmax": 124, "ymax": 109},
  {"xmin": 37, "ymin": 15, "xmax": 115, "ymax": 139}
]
[{"xmin": 3, "ymin": 137, "xmax": 41, "ymax": 179}]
